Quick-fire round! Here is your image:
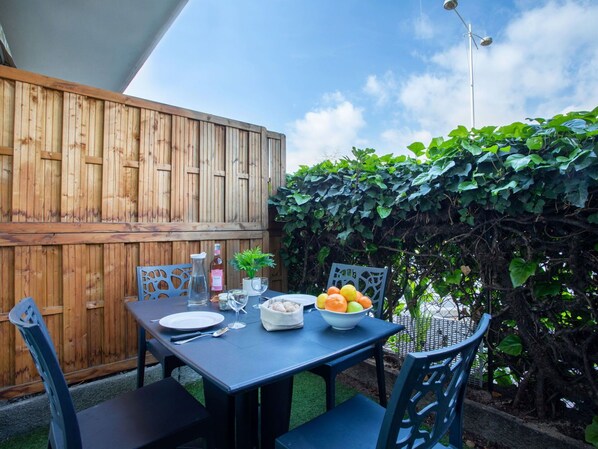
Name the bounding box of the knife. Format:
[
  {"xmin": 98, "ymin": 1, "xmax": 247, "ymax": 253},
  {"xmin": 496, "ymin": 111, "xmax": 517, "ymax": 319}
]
[{"xmin": 170, "ymin": 330, "xmax": 208, "ymax": 342}]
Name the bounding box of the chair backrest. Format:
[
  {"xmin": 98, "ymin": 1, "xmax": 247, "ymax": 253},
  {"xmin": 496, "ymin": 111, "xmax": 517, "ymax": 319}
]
[
  {"xmin": 327, "ymin": 263, "xmax": 389, "ymax": 318},
  {"xmin": 9, "ymin": 298, "xmax": 82, "ymax": 449},
  {"xmin": 376, "ymin": 314, "xmax": 491, "ymax": 449},
  {"xmin": 136, "ymin": 263, "xmax": 192, "ymax": 301}
]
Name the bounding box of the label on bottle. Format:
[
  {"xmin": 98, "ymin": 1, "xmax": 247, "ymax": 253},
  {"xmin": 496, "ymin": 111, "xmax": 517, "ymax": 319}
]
[{"xmin": 211, "ymin": 269, "xmax": 224, "ymax": 292}]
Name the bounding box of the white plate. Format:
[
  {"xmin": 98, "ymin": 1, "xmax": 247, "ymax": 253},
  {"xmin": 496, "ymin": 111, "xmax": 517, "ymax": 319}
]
[
  {"xmin": 159, "ymin": 312, "xmax": 224, "ymax": 331},
  {"xmin": 274, "ymin": 294, "xmax": 317, "ymax": 307}
]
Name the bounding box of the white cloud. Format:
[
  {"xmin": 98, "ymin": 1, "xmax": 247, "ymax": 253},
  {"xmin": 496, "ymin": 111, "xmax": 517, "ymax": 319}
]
[
  {"xmin": 413, "ymin": 13, "xmax": 435, "ymax": 40},
  {"xmin": 379, "ymin": 0, "xmax": 598, "ymax": 150},
  {"xmin": 286, "ymin": 93, "xmax": 365, "ymax": 172},
  {"xmin": 363, "ymin": 72, "xmax": 397, "ymax": 106}
]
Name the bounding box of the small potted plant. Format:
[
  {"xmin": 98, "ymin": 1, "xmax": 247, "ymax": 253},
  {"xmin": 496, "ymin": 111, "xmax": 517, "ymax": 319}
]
[{"xmin": 230, "ymin": 247, "xmax": 276, "ymax": 294}]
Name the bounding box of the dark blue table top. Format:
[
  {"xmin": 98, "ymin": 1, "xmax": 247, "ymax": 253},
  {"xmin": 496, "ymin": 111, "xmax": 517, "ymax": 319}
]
[{"xmin": 126, "ymin": 291, "xmax": 403, "ymax": 395}]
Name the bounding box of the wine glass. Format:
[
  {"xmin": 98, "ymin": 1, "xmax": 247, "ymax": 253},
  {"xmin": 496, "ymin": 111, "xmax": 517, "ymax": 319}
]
[
  {"xmin": 227, "ymin": 289, "xmax": 249, "ymax": 329},
  {"xmin": 251, "ymin": 277, "xmax": 269, "ymax": 309}
]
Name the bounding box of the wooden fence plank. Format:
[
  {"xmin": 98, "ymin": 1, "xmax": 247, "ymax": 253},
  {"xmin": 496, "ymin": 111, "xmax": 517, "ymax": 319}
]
[
  {"xmin": 103, "ymin": 243, "xmax": 126, "ymax": 364},
  {"xmin": 62, "ymin": 245, "xmax": 87, "ymax": 372},
  {"xmin": 199, "ymin": 121, "xmax": 215, "ymax": 222},
  {"xmin": 0, "ymin": 247, "xmax": 15, "ymax": 387}
]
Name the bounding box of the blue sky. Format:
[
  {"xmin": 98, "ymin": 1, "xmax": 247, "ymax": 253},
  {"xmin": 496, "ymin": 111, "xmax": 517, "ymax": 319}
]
[{"xmin": 125, "ymin": 0, "xmax": 598, "ymax": 173}]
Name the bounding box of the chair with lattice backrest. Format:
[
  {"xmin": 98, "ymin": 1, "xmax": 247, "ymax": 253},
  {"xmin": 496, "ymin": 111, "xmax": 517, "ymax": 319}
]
[
  {"xmin": 310, "ymin": 263, "xmax": 389, "ymax": 410},
  {"xmin": 136, "ymin": 263, "xmax": 191, "ymax": 387},
  {"xmin": 9, "ymin": 297, "xmax": 213, "ymax": 449},
  {"xmin": 277, "ymin": 314, "xmax": 491, "ymax": 449}
]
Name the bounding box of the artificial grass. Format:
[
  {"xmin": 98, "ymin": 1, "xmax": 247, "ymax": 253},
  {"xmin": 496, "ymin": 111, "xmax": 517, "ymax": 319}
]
[{"xmin": 0, "ymin": 372, "xmax": 362, "ymax": 449}]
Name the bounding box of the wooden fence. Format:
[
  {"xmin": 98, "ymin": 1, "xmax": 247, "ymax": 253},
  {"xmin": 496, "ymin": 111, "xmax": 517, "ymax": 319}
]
[{"xmin": 0, "ymin": 66, "xmax": 287, "ymax": 399}]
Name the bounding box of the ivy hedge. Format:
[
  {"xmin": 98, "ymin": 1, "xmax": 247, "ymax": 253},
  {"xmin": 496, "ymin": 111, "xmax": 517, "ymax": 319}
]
[{"xmin": 270, "ymin": 108, "xmax": 598, "ymax": 434}]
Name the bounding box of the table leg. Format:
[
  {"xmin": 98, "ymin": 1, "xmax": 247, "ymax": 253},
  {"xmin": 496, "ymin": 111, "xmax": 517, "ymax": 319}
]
[
  {"xmin": 234, "ymin": 389, "xmax": 259, "ymax": 449},
  {"xmin": 260, "ymin": 377, "xmax": 294, "ymax": 449},
  {"xmin": 203, "ymin": 379, "xmax": 235, "ymax": 449},
  {"xmin": 204, "ymin": 379, "xmax": 259, "ymax": 449}
]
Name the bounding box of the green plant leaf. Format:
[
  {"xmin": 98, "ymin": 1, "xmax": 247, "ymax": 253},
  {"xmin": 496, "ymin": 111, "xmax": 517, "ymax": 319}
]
[
  {"xmin": 445, "ymin": 269, "xmax": 462, "ymax": 284},
  {"xmin": 316, "ymin": 246, "xmax": 330, "ymax": 265},
  {"xmin": 509, "ymin": 258, "xmax": 537, "ymax": 287},
  {"xmin": 407, "ymin": 141, "xmax": 425, "ymax": 157},
  {"xmin": 504, "ymin": 154, "xmax": 544, "ymax": 171},
  {"xmin": 293, "ymin": 193, "xmax": 312, "ymax": 205},
  {"xmin": 377, "ymin": 206, "xmax": 392, "ymax": 219},
  {"xmin": 526, "ymin": 136, "xmax": 544, "ymax": 150},
  {"xmin": 458, "ymin": 180, "xmax": 478, "ymax": 191},
  {"xmin": 230, "ymin": 247, "xmax": 276, "ymax": 279},
  {"xmin": 497, "ymin": 334, "xmax": 523, "ymax": 356},
  {"xmin": 585, "ymin": 416, "xmax": 598, "ymax": 447}
]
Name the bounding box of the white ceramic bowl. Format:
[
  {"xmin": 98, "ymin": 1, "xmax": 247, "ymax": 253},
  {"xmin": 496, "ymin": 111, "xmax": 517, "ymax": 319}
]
[{"xmin": 316, "ymin": 306, "xmax": 372, "ymax": 330}]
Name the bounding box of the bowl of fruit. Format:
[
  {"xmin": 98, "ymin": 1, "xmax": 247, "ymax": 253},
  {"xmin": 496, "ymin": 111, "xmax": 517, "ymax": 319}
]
[{"xmin": 315, "ymin": 284, "xmax": 373, "ymax": 330}]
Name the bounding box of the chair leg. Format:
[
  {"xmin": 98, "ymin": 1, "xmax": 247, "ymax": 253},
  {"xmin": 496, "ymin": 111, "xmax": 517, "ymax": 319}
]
[
  {"xmin": 136, "ymin": 332, "xmax": 146, "ymax": 388},
  {"xmin": 374, "ymin": 343, "xmax": 387, "ymax": 407},
  {"xmin": 163, "ymin": 360, "xmax": 176, "ymax": 379},
  {"xmin": 324, "ymin": 373, "xmax": 336, "ymax": 411},
  {"xmin": 448, "ymin": 398, "xmax": 465, "ymax": 447}
]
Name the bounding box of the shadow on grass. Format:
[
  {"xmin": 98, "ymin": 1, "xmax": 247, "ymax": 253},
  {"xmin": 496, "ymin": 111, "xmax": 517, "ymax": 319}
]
[{"xmin": 0, "ymin": 372, "xmax": 363, "ymax": 449}]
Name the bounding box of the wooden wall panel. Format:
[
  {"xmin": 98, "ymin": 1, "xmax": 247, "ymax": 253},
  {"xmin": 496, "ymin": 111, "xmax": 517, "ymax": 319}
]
[
  {"xmin": 0, "ymin": 247, "xmax": 15, "ymax": 386},
  {"xmin": 0, "ymin": 79, "xmax": 13, "ymax": 223},
  {"xmin": 62, "ymin": 244, "xmax": 87, "ymax": 372},
  {"xmin": 0, "ymin": 66, "xmax": 286, "ymax": 399},
  {"xmin": 86, "ymin": 244, "xmax": 104, "ymax": 366},
  {"xmin": 0, "ymin": 153, "xmax": 11, "ymax": 222},
  {"xmin": 102, "ymin": 243, "xmax": 126, "ymax": 364},
  {"xmin": 0, "ymin": 79, "xmax": 15, "ymax": 147}
]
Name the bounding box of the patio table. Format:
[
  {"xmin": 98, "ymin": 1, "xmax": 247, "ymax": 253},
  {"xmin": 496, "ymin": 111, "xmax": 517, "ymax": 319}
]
[{"xmin": 126, "ymin": 291, "xmax": 403, "ymax": 449}]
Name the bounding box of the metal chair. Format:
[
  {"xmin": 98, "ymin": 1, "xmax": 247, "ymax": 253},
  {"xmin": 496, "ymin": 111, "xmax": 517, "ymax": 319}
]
[
  {"xmin": 9, "ymin": 297, "xmax": 212, "ymax": 449},
  {"xmin": 310, "ymin": 263, "xmax": 389, "ymax": 410},
  {"xmin": 277, "ymin": 314, "xmax": 491, "ymax": 449},
  {"xmin": 136, "ymin": 263, "xmax": 191, "ymax": 388}
]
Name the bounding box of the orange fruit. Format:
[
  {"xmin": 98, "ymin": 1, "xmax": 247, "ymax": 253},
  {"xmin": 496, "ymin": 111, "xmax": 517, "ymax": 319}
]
[
  {"xmin": 340, "ymin": 284, "xmax": 357, "ymax": 301},
  {"xmin": 325, "ymin": 293, "xmax": 347, "ymax": 312},
  {"xmin": 327, "ymin": 286, "xmax": 341, "ymax": 295},
  {"xmin": 355, "ymin": 291, "xmax": 364, "ymax": 301},
  {"xmin": 358, "ymin": 296, "xmax": 372, "ymax": 309}
]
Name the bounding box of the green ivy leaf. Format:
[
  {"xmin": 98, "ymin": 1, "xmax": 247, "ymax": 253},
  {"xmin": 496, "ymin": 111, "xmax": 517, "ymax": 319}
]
[
  {"xmin": 526, "ymin": 136, "xmax": 544, "ymax": 150},
  {"xmin": 585, "ymin": 416, "xmax": 598, "ymax": 447},
  {"xmin": 509, "ymin": 258, "xmax": 537, "ymax": 287},
  {"xmin": 588, "ymin": 213, "xmax": 598, "ymax": 224},
  {"xmin": 458, "ymin": 180, "xmax": 478, "ymax": 191},
  {"xmin": 316, "ymin": 246, "xmax": 330, "ymax": 265},
  {"xmin": 445, "ymin": 270, "xmax": 462, "ymax": 285},
  {"xmin": 533, "ymin": 282, "xmax": 561, "ymax": 297},
  {"xmin": 491, "ymin": 181, "xmax": 518, "ymax": 196},
  {"xmin": 407, "ymin": 141, "xmax": 425, "ymax": 157},
  {"xmin": 377, "ymin": 206, "xmax": 392, "ymax": 219},
  {"xmin": 337, "ymin": 229, "xmax": 352, "ymax": 241},
  {"xmin": 497, "ymin": 334, "xmax": 523, "ymax": 356},
  {"xmin": 504, "ymin": 154, "xmax": 545, "ymax": 171},
  {"xmin": 293, "ymin": 193, "xmax": 312, "ymax": 205}
]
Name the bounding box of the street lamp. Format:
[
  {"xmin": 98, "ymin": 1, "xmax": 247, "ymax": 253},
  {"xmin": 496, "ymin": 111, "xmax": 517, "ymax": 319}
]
[{"xmin": 443, "ymin": 0, "xmax": 492, "ymax": 129}]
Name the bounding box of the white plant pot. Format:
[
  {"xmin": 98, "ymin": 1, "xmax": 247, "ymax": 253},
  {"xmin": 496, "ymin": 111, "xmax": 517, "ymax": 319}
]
[{"xmin": 242, "ymin": 278, "xmax": 260, "ymax": 296}]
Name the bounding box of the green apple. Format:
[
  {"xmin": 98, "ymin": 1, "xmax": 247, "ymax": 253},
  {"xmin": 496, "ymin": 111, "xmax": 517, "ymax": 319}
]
[{"xmin": 346, "ymin": 301, "xmax": 364, "ymax": 313}]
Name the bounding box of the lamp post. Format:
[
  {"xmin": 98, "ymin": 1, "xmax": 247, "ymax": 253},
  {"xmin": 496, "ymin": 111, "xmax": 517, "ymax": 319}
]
[{"xmin": 443, "ymin": 0, "xmax": 492, "ymax": 129}]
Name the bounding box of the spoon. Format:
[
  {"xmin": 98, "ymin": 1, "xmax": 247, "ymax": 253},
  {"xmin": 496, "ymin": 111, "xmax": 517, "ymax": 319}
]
[{"xmin": 173, "ymin": 327, "xmax": 229, "ymax": 345}]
